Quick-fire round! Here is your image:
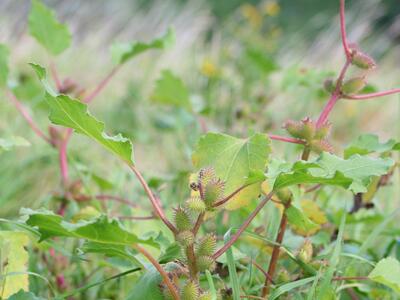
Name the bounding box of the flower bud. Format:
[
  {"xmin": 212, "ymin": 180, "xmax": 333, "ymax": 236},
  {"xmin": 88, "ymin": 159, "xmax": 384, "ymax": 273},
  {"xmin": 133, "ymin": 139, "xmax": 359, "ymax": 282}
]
[
  {"xmin": 198, "ymin": 167, "xmax": 216, "ymax": 186},
  {"xmin": 197, "ymin": 255, "xmax": 216, "ymax": 272},
  {"xmin": 352, "ymin": 51, "xmax": 376, "ymax": 70},
  {"xmin": 300, "ymin": 118, "xmax": 316, "ymax": 141},
  {"xmin": 174, "ymin": 207, "xmax": 193, "ymax": 231},
  {"xmin": 276, "ymin": 187, "xmax": 292, "ymax": 204},
  {"xmin": 297, "ymin": 239, "xmax": 313, "ymax": 263},
  {"xmin": 203, "ymin": 179, "xmax": 225, "ymax": 207},
  {"xmin": 283, "ymin": 120, "xmax": 304, "ymax": 139},
  {"xmin": 186, "ymin": 196, "xmax": 206, "ymax": 213},
  {"xmin": 181, "ymin": 281, "xmax": 199, "ymax": 300},
  {"xmin": 341, "ymin": 77, "xmax": 366, "ymax": 95},
  {"xmin": 310, "ymin": 139, "xmax": 333, "ymax": 154},
  {"xmin": 177, "ymin": 230, "xmax": 195, "ymax": 247},
  {"xmin": 199, "ymin": 292, "xmax": 213, "ymax": 300},
  {"xmin": 196, "ymin": 234, "xmax": 217, "ymax": 257}
]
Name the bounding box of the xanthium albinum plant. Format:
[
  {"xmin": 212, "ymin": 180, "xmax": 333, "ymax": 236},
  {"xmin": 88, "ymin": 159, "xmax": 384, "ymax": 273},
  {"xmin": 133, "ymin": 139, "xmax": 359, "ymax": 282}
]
[{"xmin": 1, "ymin": 0, "xmax": 400, "ymax": 299}]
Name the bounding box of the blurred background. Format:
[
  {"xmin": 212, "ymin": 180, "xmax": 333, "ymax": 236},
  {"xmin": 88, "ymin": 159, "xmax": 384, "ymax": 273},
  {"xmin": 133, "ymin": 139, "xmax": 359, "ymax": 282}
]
[{"xmin": 0, "ymin": 0, "xmax": 399, "ymax": 217}]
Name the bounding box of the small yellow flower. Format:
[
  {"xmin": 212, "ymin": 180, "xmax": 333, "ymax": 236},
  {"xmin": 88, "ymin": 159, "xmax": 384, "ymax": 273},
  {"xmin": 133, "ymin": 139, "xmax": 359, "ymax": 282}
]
[
  {"xmin": 200, "ymin": 59, "xmax": 218, "ymax": 78},
  {"xmin": 241, "ymin": 4, "xmax": 262, "ymax": 29},
  {"xmin": 264, "ymin": 1, "xmax": 280, "ymax": 16}
]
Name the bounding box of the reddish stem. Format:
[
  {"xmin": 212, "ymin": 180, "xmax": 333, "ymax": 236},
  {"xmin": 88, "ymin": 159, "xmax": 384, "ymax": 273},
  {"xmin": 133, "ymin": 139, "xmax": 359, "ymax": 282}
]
[
  {"xmin": 115, "ymin": 215, "xmax": 155, "ymax": 220},
  {"xmin": 212, "ymin": 192, "xmax": 274, "ymax": 259},
  {"xmin": 50, "ymin": 62, "xmax": 62, "ymax": 91},
  {"xmin": 213, "ymin": 184, "xmax": 251, "ymax": 207},
  {"xmin": 58, "ymin": 138, "xmax": 69, "ymax": 190},
  {"xmin": 344, "ymin": 88, "xmax": 400, "ymax": 100},
  {"xmin": 6, "ymin": 91, "xmax": 52, "ymax": 144},
  {"xmin": 129, "ymin": 165, "xmax": 177, "ymax": 234},
  {"xmin": 340, "ymin": 0, "xmax": 352, "ymax": 59},
  {"xmin": 268, "ymin": 134, "xmax": 306, "ymax": 145},
  {"xmin": 83, "ymin": 66, "xmax": 120, "ymax": 103},
  {"xmin": 95, "ymin": 194, "xmax": 138, "ymax": 207}
]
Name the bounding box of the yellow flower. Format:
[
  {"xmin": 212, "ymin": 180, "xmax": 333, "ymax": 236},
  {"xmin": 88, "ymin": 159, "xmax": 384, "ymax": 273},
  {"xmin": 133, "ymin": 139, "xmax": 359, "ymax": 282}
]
[
  {"xmin": 241, "ymin": 4, "xmax": 262, "ymax": 29},
  {"xmin": 264, "ymin": 1, "xmax": 280, "ymax": 16},
  {"xmin": 200, "ymin": 59, "xmax": 218, "ymax": 78}
]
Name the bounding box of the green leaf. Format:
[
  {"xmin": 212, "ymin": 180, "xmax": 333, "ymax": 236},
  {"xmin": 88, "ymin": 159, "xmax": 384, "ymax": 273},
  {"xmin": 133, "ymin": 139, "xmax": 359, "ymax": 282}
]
[
  {"xmin": 224, "ymin": 230, "xmax": 240, "ymax": 300},
  {"xmin": 29, "ymin": 63, "xmax": 57, "ymax": 96},
  {"xmin": 0, "ymin": 232, "xmax": 30, "ymax": 298},
  {"xmin": 7, "ymin": 290, "xmax": 44, "ymax": 300},
  {"xmin": 22, "ymin": 208, "xmax": 156, "ymax": 247},
  {"xmin": 111, "ymin": 27, "xmax": 175, "ymax": 65},
  {"xmin": 151, "ymin": 70, "xmax": 191, "ymax": 110},
  {"xmin": 269, "ymin": 277, "xmax": 316, "ymax": 300},
  {"xmin": 368, "ymin": 257, "xmax": 400, "ymax": 293},
  {"xmin": 272, "ymin": 153, "xmax": 394, "ymax": 193},
  {"xmin": 45, "ymin": 93, "xmax": 134, "ymax": 164},
  {"xmin": 28, "ymin": 0, "xmax": 71, "ymax": 55},
  {"xmin": 126, "ymin": 263, "xmax": 179, "ymax": 300},
  {"xmin": 0, "ymin": 137, "xmax": 30, "ymax": 152},
  {"xmin": 344, "ymin": 134, "xmax": 399, "ymax": 159},
  {"xmin": 286, "ymin": 205, "xmax": 319, "ymax": 234},
  {"xmin": 0, "ymin": 43, "xmax": 9, "ymax": 86},
  {"xmin": 192, "ymin": 132, "xmax": 270, "ymax": 209}
]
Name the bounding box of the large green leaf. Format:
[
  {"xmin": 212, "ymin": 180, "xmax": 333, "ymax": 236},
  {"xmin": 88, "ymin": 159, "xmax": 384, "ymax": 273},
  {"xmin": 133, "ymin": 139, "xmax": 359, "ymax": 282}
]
[
  {"xmin": 192, "ymin": 132, "xmax": 271, "ymax": 209},
  {"xmin": 0, "ymin": 43, "xmax": 9, "ymax": 86},
  {"xmin": 272, "ymin": 153, "xmax": 394, "ymax": 193},
  {"xmin": 0, "ymin": 232, "xmax": 30, "ymax": 298},
  {"xmin": 368, "ymin": 257, "xmax": 400, "ymax": 293},
  {"xmin": 151, "ymin": 70, "xmax": 191, "ymax": 110},
  {"xmin": 111, "ymin": 28, "xmax": 175, "ymax": 65},
  {"xmin": 28, "ymin": 0, "xmax": 71, "ymax": 55},
  {"xmin": 344, "ymin": 134, "xmax": 399, "ymax": 159},
  {"xmin": 45, "ymin": 93, "xmax": 134, "ymax": 164},
  {"xmin": 22, "ymin": 208, "xmax": 156, "ymax": 247},
  {"xmin": 7, "ymin": 290, "xmax": 44, "ymax": 300},
  {"xmin": 285, "ymin": 205, "xmax": 319, "ymax": 234}
]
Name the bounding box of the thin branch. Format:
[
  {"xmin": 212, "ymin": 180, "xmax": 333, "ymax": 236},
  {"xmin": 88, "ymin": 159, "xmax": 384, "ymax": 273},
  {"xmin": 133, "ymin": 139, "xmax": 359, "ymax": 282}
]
[
  {"xmin": 213, "ymin": 184, "xmax": 250, "ymax": 207},
  {"xmin": 343, "ymin": 88, "xmax": 400, "ymax": 100},
  {"xmin": 6, "ymin": 90, "xmax": 52, "ymax": 144},
  {"xmin": 83, "ymin": 66, "xmax": 120, "ymax": 103},
  {"xmin": 340, "ymin": 0, "xmax": 352, "ymax": 58},
  {"xmin": 249, "ymin": 259, "xmax": 275, "ymax": 285},
  {"xmin": 115, "ymin": 215, "xmax": 155, "ymax": 220},
  {"xmin": 58, "ymin": 138, "xmax": 69, "ymax": 190},
  {"xmin": 268, "ymin": 134, "xmax": 306, "ymax": 145},
  {"xmin": 50, "ymin": 62, "xmax": 62, "ymax": 91},
  {"xmin": 133, "ymin": 244, "xmax": 179, "ymax": 300},
  {"xmin": 304, "ymin": 184, "xmax": 321, "ymax": 193},
  {"xmin": 192, "ymin": 212, "xmax": 204, "ymax": 235},
  {"xmin": 129, "ymin": 165, "xmax": 177, "ymax": 234},
  {"xmin": 212, "ymin": 192, "xmax": 274, "ymax": 260}
]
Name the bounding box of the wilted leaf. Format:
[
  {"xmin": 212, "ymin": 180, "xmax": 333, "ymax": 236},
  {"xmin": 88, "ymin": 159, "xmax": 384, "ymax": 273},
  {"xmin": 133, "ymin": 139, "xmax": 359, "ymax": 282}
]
[
  {"xmin": 272, "ymin": 153, "xmax": 394, "ymax": 193},
  {"xmin": 28, "ymin": 0, "xmax": 71, "ymax": 55},
  {"xmin": 369, "ymin": 257, "xmax": 400, "ymax": 293},
  {"xmin": 22, "ymin": 208, "xmax": 156, "ymax": 247},
  {"xmin": 192, "ymin": 132, "xmax": 270, "ymax": 209},
  {"xmin": 344, "ymin": 134, "xmax": 399, "ymax": 159},
  {"xmin": 0, "ymin": 43, "xmax": 9, "ymax": 86},
  {"xmin": 45, "ymin": 93, "xmax": 134, "ymax": 164},
  {"xmin": 111, "ymin": 28, "xmax": 175, "ymax": 65},
  {"xmin": 0, "ymin": 232, "xmax": 30, "ymax": 298},
  {"xmin": 151, "ymin": 70, "xmax": 191, "ymax": 110}
]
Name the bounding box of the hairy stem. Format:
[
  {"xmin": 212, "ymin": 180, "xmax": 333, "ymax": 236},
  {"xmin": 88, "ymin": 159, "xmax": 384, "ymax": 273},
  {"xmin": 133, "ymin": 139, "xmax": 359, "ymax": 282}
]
[
  {"xmin": 213, "ymin": 184, "xmax": 250, "ymax": 207},
  {"xmin": 186, "ymin": 245, "xmax": 199, "ymax": 283},
  {"xmin": 212, "ymin": 192, "xmax": 274, "ymax": 260},
  {"xmin": 129, "ymin": 165, "xmax": 177, "ymax": 234},
  {"xmin": 133, "ymin": 244, "xmax": 179, "ymax": 300},
  {"xmin": 268, "ymin": 134, "xmax": 306, "ymax": 145},
  {"xmin": 340, "ymin": 0, "xmax": 351, "ymax": 59},
  {"xmin": 262, "ymin": 206, "xmax": 288, "ymax": 297},
  {"xmin": 6, "ymin": 91, "xmax": 51, "ymax": 144}
]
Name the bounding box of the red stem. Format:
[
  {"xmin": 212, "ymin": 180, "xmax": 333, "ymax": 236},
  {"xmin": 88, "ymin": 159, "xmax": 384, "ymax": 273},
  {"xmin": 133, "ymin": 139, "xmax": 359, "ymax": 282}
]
[
  {"xmin": 340, "ymin": 0, "xmax": 352, "ymax": 59},
  {"xmin": 129, "ymin": 165, "xmax": 177, "ymax": 234},
  {"xmin": 83, "ymin": 66, "xmax": 120, "ymax": 103},
  {"xmin": 212, "ymin": 192, "xmax": 274, "ymax": 259},
  {"xmin": 6, "ymin": 91, "xmax": 52, "ymax": 144},
  {"xmin": 268, "ymin": 134, "xmax": 306, "ymax": 145},
  {"xmin": 344, "ymin": 88, "xmax": 400, "ymax": 100},
  {"xmin": 50, "ymin": 62, "xmax": 62, "ymax": 91},
  {"xmin": 59, "ymin": 138, "xmax": 69, "ymax": 190},
  {"xmin": 213, "ymin": 184, "xmax": 251, "ymax": 207}
]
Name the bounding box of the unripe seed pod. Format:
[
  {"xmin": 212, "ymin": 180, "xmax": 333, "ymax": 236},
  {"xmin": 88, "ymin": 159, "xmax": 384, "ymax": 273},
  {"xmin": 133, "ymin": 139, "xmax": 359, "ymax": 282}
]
[
  {"xmin": 204, "ymin": 179, "xmax": 225, "ymax": 207},
  {"xmin": 186, "ymin": 196, "xmax": 206, "ymax": 213},
  {"xmin": 352, "ymin": 51, "xmax": 376, "ymax": 70},
  {"xmin": 162, "ymin": 288, "xmax": 175, "ymax": 300},
  {"xmin": 310, "ymin": 139, "xmax": 334, "ymax": 154},
  {"xmin": 341, "ymin": 77, "xmax": 366, "ymax": 95},
  {"xmin": 199, "ymin": 292, "xmax": 213, "ymax": 300},
  {"xmin": 283, "ymin": 120, "xmax": 304, "ymax": 139},
  {"xmin": 177, "ymin": 230, "xmax": 195, "ymax": 247},
  {"xmin": 174, "ymin": 207, "xmax": 193, "ymax": 231},
  {"xmin": 276, "ymin": 187, "xmax": 292, "ymax": 204},
  {"xmin": 181, "ymin": 281, "xmax": 199, "ymax": 300},
  {"xmin": 196, "ymin": 234, "xmax": 217, "ymax": 257},
  {"xmin": 199, "ymin": 167, "xmax": 216, "ymax": 186},
  {"xmin": 197, "ymin": 255, "xmax": 216, "ymax": 272},
  {"xmin": 323, "ymin": 79, "xmax": 336, "ymax": 94},
  {"xmin": 276, "ymin": 269, "xmax": 290, "ymax": 283},
  {"xmin": 297, "ymin": 239, "xmax": 313, "ymax": 263},
  {"xmin": 299, "ymin": 117, "xmax": 316, "ymax": 141},
  {"xmin": 314, "ymin": 121, "xmax": 332, "ymax": 139}
]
